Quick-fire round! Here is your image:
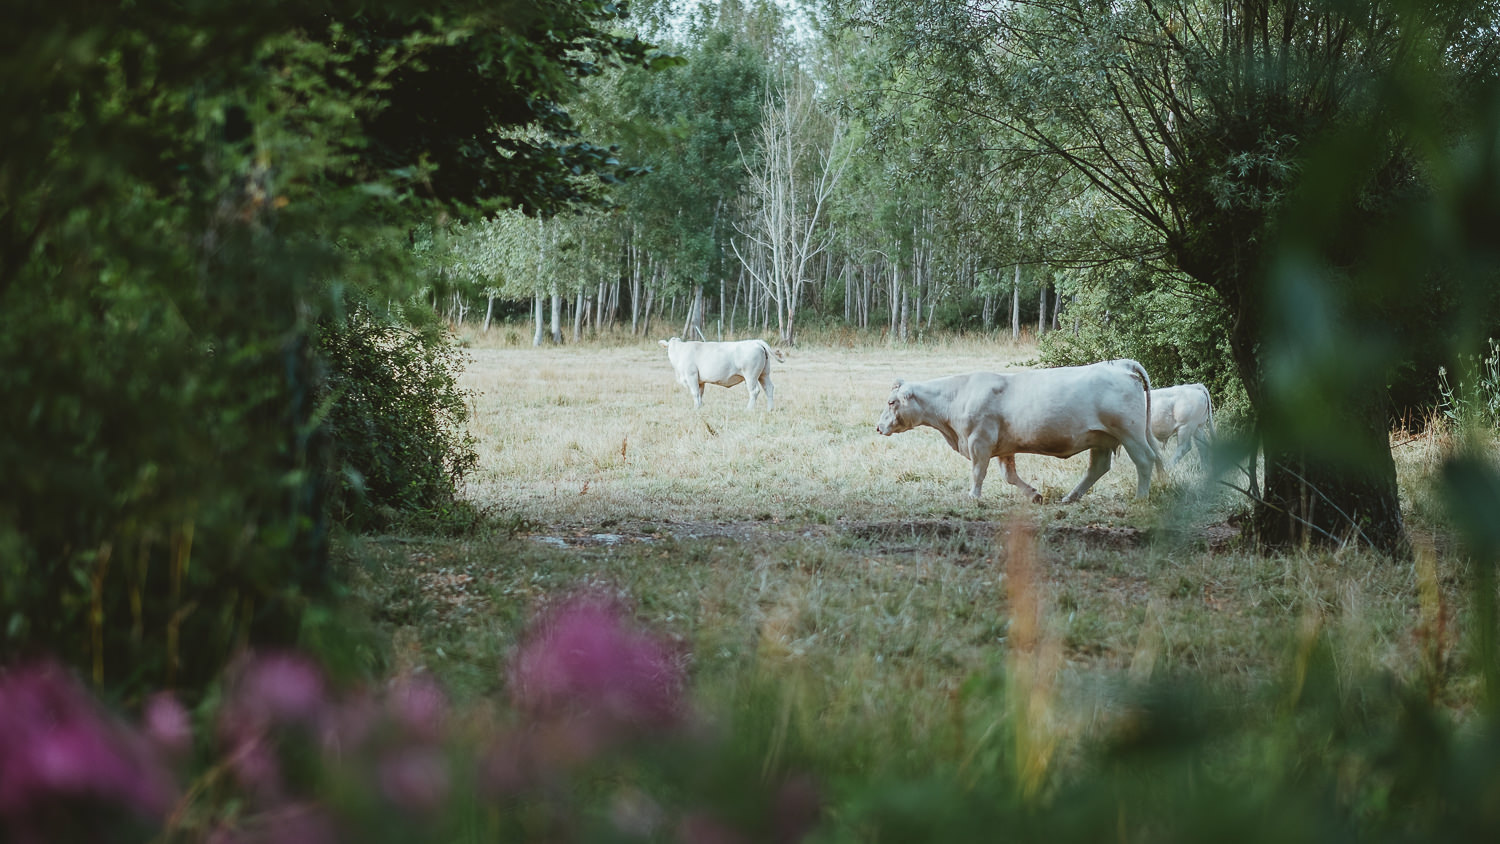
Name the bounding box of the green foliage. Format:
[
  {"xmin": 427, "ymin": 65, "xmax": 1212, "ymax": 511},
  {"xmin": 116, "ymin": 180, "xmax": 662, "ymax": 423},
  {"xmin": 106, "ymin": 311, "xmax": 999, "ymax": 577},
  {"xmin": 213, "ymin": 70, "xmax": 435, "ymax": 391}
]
[
  {"xmin": 0, "ymin": 0, "xmax": 666, "ymax": 698},
  {"xmin": 1438, "ymin": 338, "xmax": 1500, "ymax": 429},
  {"xmin": 317, "ymin": 303, "xmax": 479, "ymax": 533},
  {"xmin": 1038, "ymin": 272, "xmax": 1251, "ymax": 424}
]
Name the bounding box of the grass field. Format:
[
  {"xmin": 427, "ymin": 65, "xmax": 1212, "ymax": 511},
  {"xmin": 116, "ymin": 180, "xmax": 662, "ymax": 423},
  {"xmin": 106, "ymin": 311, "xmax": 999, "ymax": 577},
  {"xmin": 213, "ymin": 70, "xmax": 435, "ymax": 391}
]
[{"xmin": 341, "ymin": 329, "xmax": 1479, "ymax": 746}]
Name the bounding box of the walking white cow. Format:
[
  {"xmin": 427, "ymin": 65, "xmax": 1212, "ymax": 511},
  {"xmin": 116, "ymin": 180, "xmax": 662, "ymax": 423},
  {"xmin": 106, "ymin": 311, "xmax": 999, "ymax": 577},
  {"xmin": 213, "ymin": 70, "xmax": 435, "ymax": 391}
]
[
  {"xmin": 875, "ymin": 360, "xmax": 1163, "ymax": 502},
  {"xmin": 659, "ymin": 337, "xmax": 780, "ymax": 410},
  {"xmin": 1149, "ymin": 383, "xmax": 1216, "ymax": 465}
]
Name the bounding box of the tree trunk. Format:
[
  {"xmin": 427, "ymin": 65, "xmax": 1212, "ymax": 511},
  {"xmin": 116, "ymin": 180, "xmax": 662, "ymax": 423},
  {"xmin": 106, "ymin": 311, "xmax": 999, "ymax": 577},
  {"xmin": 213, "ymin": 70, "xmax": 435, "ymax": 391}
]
[
  {"xmin": 532, "ymin": 294, "xmax": 544, "ymax": 346},
  {"xmin": 550, "ymin": 289, "xmax": 561, "ymax": 344},
  {"xmin": 596, "ymin": 281, "xmax": 606, "ymax": 334},
  {"xmin": 1038, "ymin": 283, "xmax": 1048, "ymax": 336},
  {"xmin": 684, "ymin": 285, "xmax": 704, "ymax": 340},
  {"xmin": 573, "ymin": 289, "xmax": 585, "ymax": 343},
  {"xmin": 641, "ymin": 286, "xmax": 655, "ymax": 337},
  {"xmin": 483, "ymin": 294, "xmax": 496, "ymax": 332},
  {"xmin": 1011, "ymin": 265, "xmax": 1021, "ymax": 341},
  {"xmin": 1223, "ymin": 313, "xmax": 1408, "ymax": 556},
  {"xmin": 898, "ymin": 284, "xmax": 910, "ymax": 343},
  {"xmin": 1254, "ymin": 427, "xmax": 1406, "ymax": 555}
]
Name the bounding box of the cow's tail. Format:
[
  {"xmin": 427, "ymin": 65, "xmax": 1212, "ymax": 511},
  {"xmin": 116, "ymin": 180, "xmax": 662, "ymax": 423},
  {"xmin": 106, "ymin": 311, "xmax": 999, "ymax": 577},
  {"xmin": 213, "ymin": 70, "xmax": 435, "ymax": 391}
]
[
  {"xmin": 1117, "ymin": 359, "xmax": 1165, "ymax": 471},
  {"xmin": 1202, "ymin": 383, "xmax": 1217, "ymax": 438},
  {"xmin": 759, "ymin": 340, "xmax": 784, "ymax": 364}
]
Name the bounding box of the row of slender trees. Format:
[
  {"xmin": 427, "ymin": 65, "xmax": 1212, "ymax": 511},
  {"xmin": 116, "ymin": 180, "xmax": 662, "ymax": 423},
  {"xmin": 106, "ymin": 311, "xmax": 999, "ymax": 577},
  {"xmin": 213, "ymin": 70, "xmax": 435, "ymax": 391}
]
[
  {"xmin": 434, "ymin": 0, "xmax": 1078, "ymax": 347},
  {"xmin": 433, "ymin": 0, "xmax": 1500, "ymax": 558}
]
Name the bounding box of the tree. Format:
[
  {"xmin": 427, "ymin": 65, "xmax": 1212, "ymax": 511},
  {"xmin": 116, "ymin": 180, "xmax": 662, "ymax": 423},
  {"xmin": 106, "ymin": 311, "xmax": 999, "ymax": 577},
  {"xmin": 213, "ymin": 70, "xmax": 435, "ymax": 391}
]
[
  {"xmin": 840, "ymin": 0, "xmax": 1500, "ymax": 555},
  {"xmin": 734, "ymin": 74, "xmax": 849, "ymax": 345},
  {"xmin": 0, "ymin": 0, "xmax": 666, "ymax": 695}
]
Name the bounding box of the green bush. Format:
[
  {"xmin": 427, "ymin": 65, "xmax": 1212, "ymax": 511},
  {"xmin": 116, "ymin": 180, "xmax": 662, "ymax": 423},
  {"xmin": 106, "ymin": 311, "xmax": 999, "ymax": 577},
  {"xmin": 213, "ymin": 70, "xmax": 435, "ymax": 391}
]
[
  {"xmin": 317, "ymin": 303, "xmax": 479, "ymax": 533},
  {"xmin": 1038, "ymin": 274, "xmax": 1251, "ymax": 425}
]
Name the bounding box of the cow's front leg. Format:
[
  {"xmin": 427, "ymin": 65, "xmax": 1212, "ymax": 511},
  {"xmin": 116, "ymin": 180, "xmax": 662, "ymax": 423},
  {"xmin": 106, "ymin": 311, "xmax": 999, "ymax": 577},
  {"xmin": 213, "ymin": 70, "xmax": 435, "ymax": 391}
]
[
  {"xmin": 690, "ymin": 377, "xmax": 704, "ymax": 409},
  {"xmin": 1002, "ymin": 456, "xmax": 1042, "ymax": 503},
  {"xmin": 1062, "ymin": 447, "xmax": 1112, "ymax": 503}
]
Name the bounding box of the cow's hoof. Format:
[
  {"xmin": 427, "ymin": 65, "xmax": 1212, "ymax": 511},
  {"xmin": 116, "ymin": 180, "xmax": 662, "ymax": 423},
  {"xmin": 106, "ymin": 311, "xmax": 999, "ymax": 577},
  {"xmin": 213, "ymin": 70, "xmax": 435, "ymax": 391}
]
[{"xmin": 1030, "ymin": 493, "xmax": 1043, "ymax": 504}]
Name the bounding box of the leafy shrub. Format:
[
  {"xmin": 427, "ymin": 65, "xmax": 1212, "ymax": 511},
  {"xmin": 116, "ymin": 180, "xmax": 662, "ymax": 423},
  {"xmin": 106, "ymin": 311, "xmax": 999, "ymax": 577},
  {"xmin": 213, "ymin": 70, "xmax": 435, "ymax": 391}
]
[
  {"xmin": 1438, "ymin": 338, "xmax": 1500, "ymax": 429},
  {"xmin": 317, "ymin": 304, "xmax": 479, "ymax": 533},
  {"xmin": 1039, "ymin": 275, "xmax": 1252, "ymax": 426}
]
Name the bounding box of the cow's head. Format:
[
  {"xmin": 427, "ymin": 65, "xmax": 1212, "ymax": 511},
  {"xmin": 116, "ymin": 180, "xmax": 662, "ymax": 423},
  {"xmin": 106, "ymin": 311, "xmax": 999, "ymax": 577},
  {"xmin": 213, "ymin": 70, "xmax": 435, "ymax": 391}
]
[
  {"xmin": 875, "ymin": 379, "xmax": 914, "ymax": 436},
  {"xmin": 658, "ymin": 337, "xmax": 681, "ymax": 350}
]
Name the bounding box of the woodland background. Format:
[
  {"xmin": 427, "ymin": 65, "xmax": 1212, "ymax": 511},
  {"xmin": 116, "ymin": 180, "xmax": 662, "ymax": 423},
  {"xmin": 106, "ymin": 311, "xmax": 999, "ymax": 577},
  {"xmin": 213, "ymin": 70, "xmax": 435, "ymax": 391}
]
[{"xmin": 4, "ymin": 1, "xmax": 1500, "ymax": 841}]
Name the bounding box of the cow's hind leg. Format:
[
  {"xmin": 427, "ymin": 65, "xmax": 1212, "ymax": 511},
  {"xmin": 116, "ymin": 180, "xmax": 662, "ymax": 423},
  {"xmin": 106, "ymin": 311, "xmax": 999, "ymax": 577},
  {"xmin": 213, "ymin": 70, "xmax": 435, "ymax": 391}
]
[
  {"xmin": 1002, "ymin": 456, "xmax": 1042, "ymax": 503},
  {"xmin": 1174, "ymin": 421, "xmax": 1201, "ymax": 464},
  {"xmin": 1062, "ymin": 447, "xmax": 1113, "ymax": 503},
  {"xmin": 760, "ymin": 371, "xmax": 774, "ymax": 411},
  {"xmin": 1119, "ymin": 435, "xmax": 1159, "ymax": 498}
]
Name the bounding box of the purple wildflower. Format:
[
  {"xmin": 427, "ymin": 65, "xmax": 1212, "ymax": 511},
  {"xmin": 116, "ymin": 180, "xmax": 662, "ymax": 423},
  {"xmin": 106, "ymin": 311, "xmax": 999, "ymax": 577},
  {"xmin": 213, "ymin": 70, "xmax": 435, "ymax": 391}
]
[
  {"xmin": 509, "ymin": 595, "xmax": 686, "ymax": 732},
  {"xmin": 223, "ymin": 652, "xmax": 328, "ymax": 729},
  {"xmin": 376, "ymin": 744, "xmax": 451, "ymax": 814},
  {"xmin": 317, "ymin": 688, "xmax": 379, "ymax": 759},
  {"xmin": 142, "ymin": 692, "xmax": 193, "ymax": 760},
  {"xmin": 385, "ymin": 673, "xmax": 448, "ymax": 741},
  {"xmin": 0, "ymin": 661, "xmax": 177, "ymax": 824}
]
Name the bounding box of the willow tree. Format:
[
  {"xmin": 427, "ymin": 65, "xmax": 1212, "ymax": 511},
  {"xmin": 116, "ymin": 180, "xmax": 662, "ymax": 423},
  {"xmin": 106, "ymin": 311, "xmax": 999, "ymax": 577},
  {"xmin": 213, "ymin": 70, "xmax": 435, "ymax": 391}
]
[{"xmin": 843, "ymin": 0, "xmax": 1500, "ymax": 554}]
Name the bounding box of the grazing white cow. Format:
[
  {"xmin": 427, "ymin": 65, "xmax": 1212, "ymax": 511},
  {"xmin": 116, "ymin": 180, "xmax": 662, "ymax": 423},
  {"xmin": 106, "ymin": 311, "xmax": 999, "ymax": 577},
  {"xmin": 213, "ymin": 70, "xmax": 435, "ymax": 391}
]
[
  {"xmin": 659, "ymin": 337, "xmax": 780, "ymax": 410},
  {"xmin": 875, "ymin": 360, "xmax": 1162, "ymax": 502},
  {"xmin": 1149, "ymin": 383, "xmax": 1216, "ymax": 465}
]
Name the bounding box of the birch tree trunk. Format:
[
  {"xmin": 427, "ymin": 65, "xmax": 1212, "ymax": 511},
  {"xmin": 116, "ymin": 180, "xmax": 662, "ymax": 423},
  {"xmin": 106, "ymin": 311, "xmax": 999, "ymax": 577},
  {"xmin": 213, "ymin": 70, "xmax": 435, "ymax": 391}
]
[
  {"xmin": 1012, "ymin": 267, "xmax": 1021, "ymax": 341},
  {"xmin": 1037, "ymin": 283, "xmax": 1048, "ymax": 336},
  {"xmin": 533, "ymin": 293, "xmax": 545, "ymax": 346}
]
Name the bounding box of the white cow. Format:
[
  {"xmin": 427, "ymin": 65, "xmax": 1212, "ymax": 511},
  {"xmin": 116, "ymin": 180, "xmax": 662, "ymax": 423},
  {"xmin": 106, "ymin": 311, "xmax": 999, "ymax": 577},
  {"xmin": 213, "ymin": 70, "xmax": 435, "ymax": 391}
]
[
  {"xmin": 659, "ymin": 337, "xmax": 780, "ymax": 410},
  {"xmin": 1149, "ymin": 383, "xmax": 1216, "ymax": 465},
  {"xmin": 875, "ymin": 360, "xmax": 1163, "ymax": 502}
]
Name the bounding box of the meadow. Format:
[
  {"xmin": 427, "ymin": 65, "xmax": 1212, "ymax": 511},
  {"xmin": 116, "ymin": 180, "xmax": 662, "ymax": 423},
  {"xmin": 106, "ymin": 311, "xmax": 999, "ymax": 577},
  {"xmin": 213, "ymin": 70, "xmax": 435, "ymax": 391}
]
[{"xmin": 341, "ymin": 328, "xmax": 1479, "ymax": 787}]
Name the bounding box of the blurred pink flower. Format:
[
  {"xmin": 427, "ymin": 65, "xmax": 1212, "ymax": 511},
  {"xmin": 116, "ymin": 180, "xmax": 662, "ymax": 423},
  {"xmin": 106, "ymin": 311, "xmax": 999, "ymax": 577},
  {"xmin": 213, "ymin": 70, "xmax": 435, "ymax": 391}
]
[
  {"xmin": 224, "ymin": 802, "xmax": 341, "ymax": 844},
  {"xmin": 510, "ymin": 595, "xmax": 685, "ymax": 732},
  {"xmin": 317, "ymin": 688, "xmax": 379, "ymax": 758},
  {"xmin": 0, "ymin": 661, "xmax": 177, "ymax": 823},
  {"xmin": 226, "ymin": 652, "xmax": 328, "ymax": 728},
  {"xmin": 476, "ymin": 732, "xmax": 535, "ymax": 798},
  {"xmin": 142, "ymin": 691, "xmax": 193, "ymax": 759},
  {"xmin": 225, "ymin": 736, "xmax": 283, "ymax": 799},
  {"xmin": 376, "ymin": 744, "xmax": 451, "ymax": 814},
  {"xmin": 216, "ymin": 651, "xmax": 329, "ymax": 784},
  {"xmin": 386, "ymin": 672, "xmax": 448, "ymax": 741}
]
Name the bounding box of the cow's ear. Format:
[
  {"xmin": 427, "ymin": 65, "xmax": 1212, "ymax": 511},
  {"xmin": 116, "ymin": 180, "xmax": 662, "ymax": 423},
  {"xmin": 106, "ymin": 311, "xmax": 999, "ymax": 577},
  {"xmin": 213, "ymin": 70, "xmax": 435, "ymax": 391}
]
[
  {"xmin": 658, "ymin": 339, "xmax": 669, "ymax": 347},
  {"xmin": 891, "ymin": 378, "xmax": 904, "ymax": 390}
]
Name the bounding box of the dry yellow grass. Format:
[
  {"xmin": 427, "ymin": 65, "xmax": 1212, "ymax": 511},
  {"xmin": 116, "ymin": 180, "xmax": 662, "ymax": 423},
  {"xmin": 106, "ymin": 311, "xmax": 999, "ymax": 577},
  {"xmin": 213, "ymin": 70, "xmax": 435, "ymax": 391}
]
[
  {"xmin": 458, "ymin": 333, "xmax": 1194, "ymax": 528},
  {"xmin": 346, "ymin": 328, "xmax": 1485, "ymax": 754}
]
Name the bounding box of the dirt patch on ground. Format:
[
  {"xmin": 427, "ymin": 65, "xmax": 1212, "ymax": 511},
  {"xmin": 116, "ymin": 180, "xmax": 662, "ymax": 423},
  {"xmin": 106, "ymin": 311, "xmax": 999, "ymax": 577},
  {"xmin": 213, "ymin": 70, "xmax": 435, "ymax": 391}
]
[
  {"xmin": 846, "ymin": 519, "xmax": 974, "ymax": 543},
  {"xmin": 1046, "ymin": 523, "xmax": 1151, "ymax": 550},
  {"xmin": 519, "ymin": 516, "xmax": 1239, "ymax": 557}
]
